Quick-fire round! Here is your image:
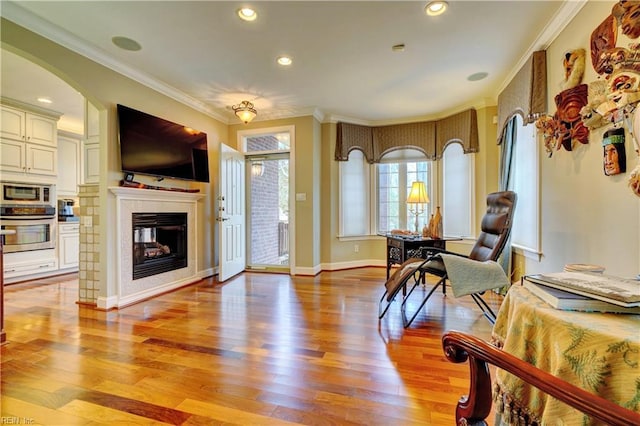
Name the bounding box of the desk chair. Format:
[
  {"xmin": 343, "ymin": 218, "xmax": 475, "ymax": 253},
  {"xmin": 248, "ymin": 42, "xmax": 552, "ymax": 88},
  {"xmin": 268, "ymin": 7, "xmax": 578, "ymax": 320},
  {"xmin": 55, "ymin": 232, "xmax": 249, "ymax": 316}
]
[{"xmin": 378, "ymin": 191, "xmax": 517, "ymax": 327}]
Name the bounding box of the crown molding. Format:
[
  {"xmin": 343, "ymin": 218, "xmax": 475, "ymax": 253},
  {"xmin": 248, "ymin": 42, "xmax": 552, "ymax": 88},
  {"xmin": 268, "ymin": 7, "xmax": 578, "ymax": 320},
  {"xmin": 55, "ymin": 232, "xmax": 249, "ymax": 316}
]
[
  {"xmin": 496, "ymin": 0, "xmax": 588, "ymax": 96},
  {"xmin": 2, "ymin": 1, "xmax": 230, "ymax": 124}
]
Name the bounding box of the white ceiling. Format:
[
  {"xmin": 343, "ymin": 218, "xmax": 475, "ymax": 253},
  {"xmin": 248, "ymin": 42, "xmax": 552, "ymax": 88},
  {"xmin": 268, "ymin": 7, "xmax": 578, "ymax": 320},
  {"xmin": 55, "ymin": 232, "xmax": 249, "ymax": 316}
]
[{"xmin": 1, "ymin": 1, "xmax": 585, "ymax": 130}]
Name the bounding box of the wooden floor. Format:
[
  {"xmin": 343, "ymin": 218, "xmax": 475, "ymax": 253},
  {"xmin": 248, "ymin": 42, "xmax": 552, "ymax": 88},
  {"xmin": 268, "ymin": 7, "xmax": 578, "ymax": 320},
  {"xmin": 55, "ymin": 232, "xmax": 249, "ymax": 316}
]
[{"xmin": 1, "ymin": 267, "xmax": 501, "ymax": 425}]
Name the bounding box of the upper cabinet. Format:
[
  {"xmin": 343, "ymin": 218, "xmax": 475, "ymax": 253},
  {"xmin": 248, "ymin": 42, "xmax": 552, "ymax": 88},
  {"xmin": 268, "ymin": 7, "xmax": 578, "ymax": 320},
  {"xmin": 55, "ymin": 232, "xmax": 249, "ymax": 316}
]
[
  {"xmin": 1, "ymin": 104, "xmax": 58, "ymax": 146},
  {"xmin": 57, "ymin": 131, "xmax": 82, "ymax": 196},
  {"xmin": 0, "ymin": 101, "xmax": 61, "ymax": 183}
]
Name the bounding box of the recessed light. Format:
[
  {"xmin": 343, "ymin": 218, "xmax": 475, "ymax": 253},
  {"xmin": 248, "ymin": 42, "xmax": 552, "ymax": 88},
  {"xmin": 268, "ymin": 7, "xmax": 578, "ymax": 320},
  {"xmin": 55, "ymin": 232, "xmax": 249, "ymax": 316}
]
[
  {"xmin": 277, "ymin": 56, "xmax": 292, "ymax": 66},
  {"xmin": 425, "ymin": 1, "xmax": 448, "ymax": 16},
  {"xmin": 37, "ymin": 97, "xmax": 52, "ymax": 104},
  {"xmin": 237, "ymin": 7, "xmax": 257, "ymax": 22},
  {"xmin": 467, "ymin": 72, "xmax": 488, "ymax": 82},
  {"xmin": 112, "ymin": 36, "xmax": 141, "ymax": 51},
  {"xmin": 392, "ymin": 44, "xmax": 406, "ymax": 52}
]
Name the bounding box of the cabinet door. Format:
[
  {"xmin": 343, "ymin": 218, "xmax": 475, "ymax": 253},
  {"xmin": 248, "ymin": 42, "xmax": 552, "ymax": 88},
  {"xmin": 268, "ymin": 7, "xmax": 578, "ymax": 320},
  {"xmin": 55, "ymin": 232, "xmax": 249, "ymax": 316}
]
[
  {"xmin": 58, "ymin": 136, "xmax": 80, "ymax": 195},
  {"xmin": 0, "ymin": 139, "xmax": 26, "ymax": 172},
  {"xmin": 26, "ymin": 113, "xmax": 57, "ymax": 146},
  {"xmin": 1, "ymin": 106, "xmax": 25, "ymax": 140},
  {"xmin": 59, "ymin": 229, "xmax": 80, "ymax": 269},
  {"xmin": 26, "ymin": 144, "xmax": 57, "ymax": 176},
  {"xmin": 84, "ymin": 142, "xmax": 100, "ymax": 183}
]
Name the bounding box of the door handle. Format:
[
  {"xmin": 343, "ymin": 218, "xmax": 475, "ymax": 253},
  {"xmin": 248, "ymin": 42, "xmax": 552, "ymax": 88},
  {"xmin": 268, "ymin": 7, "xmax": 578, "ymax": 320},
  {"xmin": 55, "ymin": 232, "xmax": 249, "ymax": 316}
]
[{"xmin": 216, "ymin": 217, "xmax": 230, "ymax": 222}]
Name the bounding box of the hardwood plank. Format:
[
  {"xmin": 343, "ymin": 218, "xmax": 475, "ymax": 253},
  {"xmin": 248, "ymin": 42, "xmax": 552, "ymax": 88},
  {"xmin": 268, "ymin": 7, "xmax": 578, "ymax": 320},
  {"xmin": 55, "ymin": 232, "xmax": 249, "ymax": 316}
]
[{"xmin": 1, "ymin": 268, "xmax": 499, "ymax": 425}]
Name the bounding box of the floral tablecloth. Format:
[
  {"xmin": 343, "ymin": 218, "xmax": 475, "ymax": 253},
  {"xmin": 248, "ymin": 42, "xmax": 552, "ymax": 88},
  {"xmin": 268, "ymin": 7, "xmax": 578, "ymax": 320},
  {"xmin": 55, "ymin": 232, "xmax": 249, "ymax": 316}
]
[{"xmin": 491, "ymin": 284, "xmax": 640, "ymax": 425}]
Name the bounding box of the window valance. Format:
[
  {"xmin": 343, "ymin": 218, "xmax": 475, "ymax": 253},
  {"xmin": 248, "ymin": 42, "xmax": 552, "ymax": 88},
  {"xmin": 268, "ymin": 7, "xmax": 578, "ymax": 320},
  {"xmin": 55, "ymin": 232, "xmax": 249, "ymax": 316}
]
[
  {"xmin": 335, "ymin": 108, "xmax": 478, "ymax": 163},
  {"xmin": 435, "ymin": 109, "xmax": 479, "ymax": 160},
  {"xmin": 497, "ymin": 50, "xmax": 547, "ymax": 145}
]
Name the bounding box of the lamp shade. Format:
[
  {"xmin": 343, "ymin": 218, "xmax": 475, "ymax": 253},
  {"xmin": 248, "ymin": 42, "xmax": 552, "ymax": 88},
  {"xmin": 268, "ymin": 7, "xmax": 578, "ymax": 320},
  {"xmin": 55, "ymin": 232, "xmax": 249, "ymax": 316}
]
[
  {"xmin": 406, "ymin": 181, "xmax": 429, "ymax": 204},
  {"xmin": 232, "ymin": 100, "xmax": 257, "ymax": 124}
]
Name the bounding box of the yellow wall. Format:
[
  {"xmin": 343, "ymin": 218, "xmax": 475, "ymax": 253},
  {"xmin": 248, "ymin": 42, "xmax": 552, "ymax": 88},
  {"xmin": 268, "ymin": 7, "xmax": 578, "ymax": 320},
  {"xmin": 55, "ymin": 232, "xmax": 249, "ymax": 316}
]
[{"xmin": 2, "ymin": 18, "xmax": 227, "ymax": 299}]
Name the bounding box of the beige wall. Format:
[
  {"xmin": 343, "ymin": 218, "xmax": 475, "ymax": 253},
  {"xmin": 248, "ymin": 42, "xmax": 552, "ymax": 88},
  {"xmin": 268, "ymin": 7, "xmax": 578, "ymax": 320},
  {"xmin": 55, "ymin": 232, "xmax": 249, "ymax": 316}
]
[
  {"xmin": 2, "ymin": 18, "xmax": 226, "ymax": 300},
  {"xmin": 520, "ymin": 0, "xmax": 640, "ymax": 277},
  {"xmin": 4, "ymin": 0, "xmax": 638, "ymax": 285},
  {"xmin": 228, "ymin": 115, "xmax": 321, "ymax": 272}
]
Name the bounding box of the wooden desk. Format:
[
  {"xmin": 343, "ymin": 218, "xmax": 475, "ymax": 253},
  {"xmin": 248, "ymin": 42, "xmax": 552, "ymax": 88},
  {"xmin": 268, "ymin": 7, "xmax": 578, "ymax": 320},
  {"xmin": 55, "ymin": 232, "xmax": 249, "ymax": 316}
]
[
  {"xmin": 492, "ymin": 285, "xmax": 640, "ymax": 424},
  {"xmin": 384, "ymin": 234, "xmax": 457, "ymax": 279}
]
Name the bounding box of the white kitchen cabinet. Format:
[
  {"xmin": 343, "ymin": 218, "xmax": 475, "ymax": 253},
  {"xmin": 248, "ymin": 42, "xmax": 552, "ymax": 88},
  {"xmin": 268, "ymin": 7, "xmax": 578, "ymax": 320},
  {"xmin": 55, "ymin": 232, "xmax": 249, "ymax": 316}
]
[
  {"xmin": 0, "ymin": 138, "xmax": 58, "ymax": 178},
  {"xmin": 58, "ymin": 223, "xmax": 80, "ymax": 270},
  {"xmin": 3, "ymin": 249, "xmax": 58, "ymax": 284},
  {"xmin": 1, "ymin": 104, "xmax": 58, "ymax": 146},
  {"xmin": 0, "ymin": 101, "xmax": 60, "ymax": 182},
  {"xmin": 58, "ymin": 132, "xmax": 81, "ymax": 196}
]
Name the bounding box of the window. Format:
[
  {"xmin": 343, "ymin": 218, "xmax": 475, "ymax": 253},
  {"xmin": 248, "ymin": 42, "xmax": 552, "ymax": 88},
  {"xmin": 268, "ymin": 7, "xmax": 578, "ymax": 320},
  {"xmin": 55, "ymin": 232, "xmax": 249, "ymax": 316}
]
[
  {"xmin": 339, "ymin": 149, "xmax": 431, "ymax": 237},
  {"xmin": 509, "ymin": 117, "xmax": 539, "ymax": 253},
  {"xmin": 339, "ymin": 150, "xmax": 372, "ymax": 236},
  {"xmin": 442, "ymin": 142, "xmax": 474, "ymax": 238}
]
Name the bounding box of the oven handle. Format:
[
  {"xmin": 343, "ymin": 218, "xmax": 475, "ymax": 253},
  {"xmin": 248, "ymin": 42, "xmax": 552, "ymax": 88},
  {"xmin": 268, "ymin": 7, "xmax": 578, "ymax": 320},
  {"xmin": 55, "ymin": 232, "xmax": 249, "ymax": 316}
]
[{"xmin": 0, "ymin": 215, "xmax": 56, "ymax": 220}]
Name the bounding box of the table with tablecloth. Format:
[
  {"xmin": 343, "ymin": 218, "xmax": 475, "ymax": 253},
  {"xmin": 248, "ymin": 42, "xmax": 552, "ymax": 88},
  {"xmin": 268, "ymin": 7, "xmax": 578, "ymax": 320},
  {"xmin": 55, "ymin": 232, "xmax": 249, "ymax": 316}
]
[{"xmin": 491, "ymin": 284, "xmax": 640, "ymax": 425}]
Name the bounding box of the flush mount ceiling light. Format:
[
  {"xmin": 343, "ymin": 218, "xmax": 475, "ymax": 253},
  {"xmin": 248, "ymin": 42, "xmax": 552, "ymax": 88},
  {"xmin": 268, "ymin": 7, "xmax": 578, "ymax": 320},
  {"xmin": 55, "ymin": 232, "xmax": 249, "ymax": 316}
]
[
  {"xmin": 232, "ymin": 100, "xmax": 257, "ymax": 124},
  {"xmin": 112, "ymin": 36, "xmax": 142, "ymax": 51},
  {"xmin": 237, "ymin": 7, "xmax": 257, "ymax": 21},
  {"xmin": 37, "ymin": 97, "xmax": 53, "ymax": 104},
  {"xmin": 425, "ymin": 1, "xmax": 448, "ymax": 16},
  {"xmin": 277, "ymin": 55, "xmax": 293, "ymax": 66}
]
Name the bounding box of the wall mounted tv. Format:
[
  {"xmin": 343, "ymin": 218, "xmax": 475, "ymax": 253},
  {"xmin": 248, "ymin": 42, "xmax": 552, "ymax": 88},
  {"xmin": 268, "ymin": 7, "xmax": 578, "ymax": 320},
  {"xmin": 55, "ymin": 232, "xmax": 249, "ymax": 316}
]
[{"xmin": 117, "ymin": 104, "xmax": 210, "ymax": 183}]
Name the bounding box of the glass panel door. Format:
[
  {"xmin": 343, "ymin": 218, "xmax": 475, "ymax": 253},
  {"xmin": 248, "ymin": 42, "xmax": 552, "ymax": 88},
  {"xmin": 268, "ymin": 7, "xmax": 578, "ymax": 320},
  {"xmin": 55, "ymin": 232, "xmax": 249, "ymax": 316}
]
[{"xmin": 247, "ymin": 154, "xmax": 289, "ymax": 270}]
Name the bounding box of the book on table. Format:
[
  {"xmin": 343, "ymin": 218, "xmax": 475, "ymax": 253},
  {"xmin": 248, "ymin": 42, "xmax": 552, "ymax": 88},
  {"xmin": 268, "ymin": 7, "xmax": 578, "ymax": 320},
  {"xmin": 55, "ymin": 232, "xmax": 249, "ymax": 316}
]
[
  {"xmin": 522, "ymin": 280, "xmax": 640, "ymax": 314},
  {"xmin": 524, "ymin": 272, "xmax": 640, "ymax": 308}
]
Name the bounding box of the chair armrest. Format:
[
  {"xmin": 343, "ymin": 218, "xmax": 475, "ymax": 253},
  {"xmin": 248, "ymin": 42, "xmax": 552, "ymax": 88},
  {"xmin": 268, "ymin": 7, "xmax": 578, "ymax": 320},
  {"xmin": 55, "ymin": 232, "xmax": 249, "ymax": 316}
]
[{"xmin": 442, "ymin": 330, "xmax": 640, "ymax": 426}]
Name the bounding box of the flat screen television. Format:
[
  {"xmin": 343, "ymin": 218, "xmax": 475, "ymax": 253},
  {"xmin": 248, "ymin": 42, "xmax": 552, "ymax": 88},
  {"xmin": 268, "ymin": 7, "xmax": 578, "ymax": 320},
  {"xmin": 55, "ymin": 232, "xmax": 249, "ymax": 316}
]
[{"xmin": 117, "ymin": 104, "xmax": 210, "ymax": 183}]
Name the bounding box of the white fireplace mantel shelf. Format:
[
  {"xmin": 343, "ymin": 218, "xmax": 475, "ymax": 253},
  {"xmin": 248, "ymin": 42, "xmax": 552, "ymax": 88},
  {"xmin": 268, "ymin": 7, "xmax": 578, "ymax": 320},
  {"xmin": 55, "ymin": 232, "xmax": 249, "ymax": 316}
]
[{"xmin": 109, "ymin": 186, "xmax": 205, "ymax": 202}]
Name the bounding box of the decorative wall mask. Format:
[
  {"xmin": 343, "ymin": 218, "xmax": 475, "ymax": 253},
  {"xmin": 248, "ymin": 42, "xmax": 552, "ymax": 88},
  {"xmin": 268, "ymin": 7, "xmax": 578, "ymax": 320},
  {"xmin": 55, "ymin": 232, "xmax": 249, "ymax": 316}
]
[
  {"xmin": 562, "ymin": 48, "xmax": 586, "ymax": 90},
  {"xmin": 580, "ymin": 80, "xmax": 609, "ymax": 130},
  {"xmin": 586, "ymin": 2, "xmax": 640, "ymax": 128},
  {"xmin": 602, "ymin": 127, "xmax": 627, "ymax": 176},
  {"xmin": 590, "ymin": 15, "xmax": 618, "ymax": 75},
  {"xmin": 536, "ymin": 83, "xmax": 589, "ymax": 155}
]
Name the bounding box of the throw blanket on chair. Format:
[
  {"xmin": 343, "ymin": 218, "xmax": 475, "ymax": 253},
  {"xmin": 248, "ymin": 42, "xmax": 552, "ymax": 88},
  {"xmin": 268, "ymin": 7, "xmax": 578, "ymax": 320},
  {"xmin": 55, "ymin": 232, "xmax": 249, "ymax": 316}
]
[{"xmin": 440, "ymin": 254, "xmax": 510, "ymax": 297}]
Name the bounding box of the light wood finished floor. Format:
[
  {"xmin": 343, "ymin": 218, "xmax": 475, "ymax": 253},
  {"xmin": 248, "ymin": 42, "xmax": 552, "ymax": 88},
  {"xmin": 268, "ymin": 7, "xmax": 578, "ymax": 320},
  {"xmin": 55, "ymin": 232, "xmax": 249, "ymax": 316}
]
[{"xmin": 1, "ymin": 267, "xmax": 501, "ymax": 425}]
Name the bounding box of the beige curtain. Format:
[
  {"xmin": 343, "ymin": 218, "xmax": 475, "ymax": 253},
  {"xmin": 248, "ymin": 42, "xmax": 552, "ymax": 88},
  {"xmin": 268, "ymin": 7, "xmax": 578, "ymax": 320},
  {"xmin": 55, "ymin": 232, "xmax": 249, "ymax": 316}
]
[
  {"xmin": 497, "ymin": 50, "xmax": 547, "ymax": 145},
  {"xmin": 335, "ymin": 108, "xmax": 478, "ymax": 162},
  {"xmin": 372, "ymin": 121, "xmax": 436, "ymax": 161},
  {"xmin": 435, "ymin": 109, "xmax": 479, "ymax": 160}
]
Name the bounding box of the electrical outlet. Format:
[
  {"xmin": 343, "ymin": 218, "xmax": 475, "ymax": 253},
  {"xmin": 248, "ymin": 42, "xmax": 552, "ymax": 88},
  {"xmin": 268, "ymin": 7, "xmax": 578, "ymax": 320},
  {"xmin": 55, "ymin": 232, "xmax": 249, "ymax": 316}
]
[{"xmin": 354, "ymin": 244, "xmax": 359, "ymax": 253}]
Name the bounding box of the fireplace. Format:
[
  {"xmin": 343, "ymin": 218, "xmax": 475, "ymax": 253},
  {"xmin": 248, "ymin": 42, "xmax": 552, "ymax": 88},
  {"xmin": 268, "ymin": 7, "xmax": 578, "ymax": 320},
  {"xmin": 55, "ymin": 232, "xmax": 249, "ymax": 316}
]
[{"xmin": 132, "ymin": 212, "xmax": 187, "ymax": 280}]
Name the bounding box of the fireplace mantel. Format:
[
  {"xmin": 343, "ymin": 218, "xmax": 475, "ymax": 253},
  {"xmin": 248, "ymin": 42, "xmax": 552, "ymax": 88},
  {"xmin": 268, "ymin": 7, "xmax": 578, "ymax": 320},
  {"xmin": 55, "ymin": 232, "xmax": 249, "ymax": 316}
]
[
  {"xmin": 100, "ymin": 187, "xmax": 205, "ymax": 309},
  {"xmin": 109, "ymin": 186, "xmax": 205, "ymax": 202}
]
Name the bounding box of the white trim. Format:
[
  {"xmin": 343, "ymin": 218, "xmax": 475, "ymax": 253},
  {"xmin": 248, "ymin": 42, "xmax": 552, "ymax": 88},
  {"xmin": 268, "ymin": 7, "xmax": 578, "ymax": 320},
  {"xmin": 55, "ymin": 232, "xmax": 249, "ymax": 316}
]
[
  {"xmin": 237, "ymin": 125, "xmax": 296, "ymax": 275},
  {"xmin": 320, "ymin": 260, "xmax": 387, "ymax": 271},
  {"xmin": 293, "ymin": 264, "xmax": 322, "ymax": 276}
]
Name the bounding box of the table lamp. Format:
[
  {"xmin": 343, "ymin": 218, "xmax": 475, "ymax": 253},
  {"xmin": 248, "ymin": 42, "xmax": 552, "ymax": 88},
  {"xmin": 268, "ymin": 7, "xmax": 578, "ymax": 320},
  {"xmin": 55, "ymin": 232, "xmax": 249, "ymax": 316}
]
[{"xmin": 406, "ymin": 181, "xmax": 429, "ymax": 233}]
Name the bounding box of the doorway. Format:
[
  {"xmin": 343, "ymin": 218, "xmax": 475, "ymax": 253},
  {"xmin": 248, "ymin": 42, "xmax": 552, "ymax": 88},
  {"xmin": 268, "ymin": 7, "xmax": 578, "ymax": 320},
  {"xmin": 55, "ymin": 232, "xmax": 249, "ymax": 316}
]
[
  {"xmin": 247, "ymin": 154, "xmax": 289, "ymax": 270},
  {"xmin": 238, "ymin": 126, "xmax": 294, "ymax": 273}
]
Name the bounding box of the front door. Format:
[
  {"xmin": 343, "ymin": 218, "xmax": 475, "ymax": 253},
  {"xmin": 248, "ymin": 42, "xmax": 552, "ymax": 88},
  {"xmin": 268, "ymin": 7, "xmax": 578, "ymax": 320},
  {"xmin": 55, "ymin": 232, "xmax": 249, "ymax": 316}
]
[{"xmin": 218, "ymin": 143, "xmax": 246, "ymax": 282}]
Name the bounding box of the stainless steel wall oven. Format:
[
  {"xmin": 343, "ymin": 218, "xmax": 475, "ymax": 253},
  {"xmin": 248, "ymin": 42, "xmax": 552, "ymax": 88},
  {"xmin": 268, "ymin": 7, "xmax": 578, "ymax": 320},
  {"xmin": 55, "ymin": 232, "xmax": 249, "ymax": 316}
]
[{"xmin": 0, "ymin": 182, "xmax": 56, "ymax": 253}]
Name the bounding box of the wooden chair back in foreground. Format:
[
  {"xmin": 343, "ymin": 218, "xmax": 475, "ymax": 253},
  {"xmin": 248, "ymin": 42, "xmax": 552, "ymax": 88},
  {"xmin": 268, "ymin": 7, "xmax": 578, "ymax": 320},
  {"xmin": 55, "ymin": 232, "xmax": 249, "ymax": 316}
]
[{"xmin": 441, "ymin": 331, "xmax": 640, "ymax": 426}]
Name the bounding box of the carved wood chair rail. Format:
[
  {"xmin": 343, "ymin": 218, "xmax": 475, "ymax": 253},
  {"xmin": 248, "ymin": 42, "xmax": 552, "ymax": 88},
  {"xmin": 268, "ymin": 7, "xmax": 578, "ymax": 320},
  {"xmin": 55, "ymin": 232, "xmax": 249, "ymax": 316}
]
[{"xmin": 442, "ymin": 331, "xmax": 640, "ymax": 426}]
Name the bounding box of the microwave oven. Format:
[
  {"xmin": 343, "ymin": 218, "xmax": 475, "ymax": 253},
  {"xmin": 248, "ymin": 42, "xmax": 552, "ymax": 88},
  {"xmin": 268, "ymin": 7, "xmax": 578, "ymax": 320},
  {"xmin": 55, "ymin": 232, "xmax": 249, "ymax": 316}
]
[{"xmin": 0, "ymin": 182, "xmax": 55, "ymax": 206}]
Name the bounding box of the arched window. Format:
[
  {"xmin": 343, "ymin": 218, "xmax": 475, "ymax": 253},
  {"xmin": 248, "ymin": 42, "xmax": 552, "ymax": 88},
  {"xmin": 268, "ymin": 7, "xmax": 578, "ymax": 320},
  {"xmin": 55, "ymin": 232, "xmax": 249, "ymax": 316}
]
[{"xmin": 442, "ymin": 142, "xmax": 474, "ymax": 238}]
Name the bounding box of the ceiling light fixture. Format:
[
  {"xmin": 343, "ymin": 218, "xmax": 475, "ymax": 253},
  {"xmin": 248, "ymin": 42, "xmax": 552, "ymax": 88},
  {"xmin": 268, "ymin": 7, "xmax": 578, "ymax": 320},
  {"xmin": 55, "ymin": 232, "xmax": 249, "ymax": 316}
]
[
  {"xmin": 425, "ymin": 1, "xmax": 448, "ymax": 16},
  {"xmin": 232, "ymin": 100, "xmax": 257, "ymax": 124},
  {"xmin": 237, "ymin": 7, "xmax": 257, "ymax": 22},
  {"xmin": 37, "ymin": 97, "xmax": 53, "ymax": 104},
  {"xmin": 277, "ymin": 56, "xmax": 293, "ymax": 66}
]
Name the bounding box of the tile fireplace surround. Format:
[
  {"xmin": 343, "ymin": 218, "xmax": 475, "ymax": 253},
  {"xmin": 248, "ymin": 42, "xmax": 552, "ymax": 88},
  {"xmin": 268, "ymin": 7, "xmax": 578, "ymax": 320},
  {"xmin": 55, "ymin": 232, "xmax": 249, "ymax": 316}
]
[{"xmin": 103, "ymin": 187, "xmax": 205, "ymax": 309}]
